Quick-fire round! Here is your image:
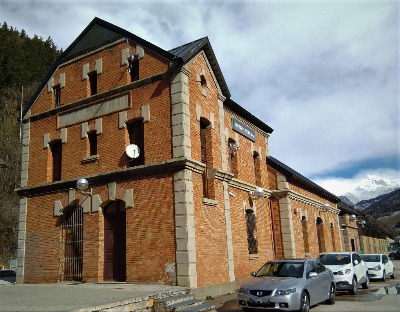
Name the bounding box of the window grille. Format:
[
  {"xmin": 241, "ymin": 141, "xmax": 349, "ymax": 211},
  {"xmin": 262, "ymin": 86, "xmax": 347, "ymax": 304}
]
[{"xmin": 60, "ymin": 206, "xmax": 83, "ymax": 281}]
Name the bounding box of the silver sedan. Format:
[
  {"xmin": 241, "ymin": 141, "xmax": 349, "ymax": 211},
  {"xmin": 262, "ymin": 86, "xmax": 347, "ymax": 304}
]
[{"xmin": 238, "ymin": 259, "xmax": 336, "ymax": 312}]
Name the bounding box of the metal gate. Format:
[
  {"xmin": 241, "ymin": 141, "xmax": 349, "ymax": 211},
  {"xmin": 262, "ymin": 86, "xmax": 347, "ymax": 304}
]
[{"xmin": 60, "ymin": 205, "xmax": 83, "ymax": 281}]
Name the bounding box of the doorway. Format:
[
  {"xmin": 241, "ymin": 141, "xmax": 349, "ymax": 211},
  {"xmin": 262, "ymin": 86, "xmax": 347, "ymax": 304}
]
[
  {"xmin": 104, "ymin": 200, "xmax": 126, "ymax": 282},
  {"xmin": 61, "ymin": 205, "xmax": 83, "ymax": 281}
]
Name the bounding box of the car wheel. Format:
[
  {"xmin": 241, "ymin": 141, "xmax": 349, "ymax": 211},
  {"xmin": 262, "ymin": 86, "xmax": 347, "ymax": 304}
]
[
  {"xmin": 382, "ymin": 270, "xmax": 386, "ymax": 282},
  {"xmin": 362, "ymin": 273, "xmax": 369, "ymax": 289},
  {"xmin": 297, "ymin": 291, "xmax": 310, "ymax": 312},
  {"xmin": 325, "ymin": 283, "xmax": 336, "ymax": 305},
  {"xmin": 349, "ymin": 276, "xmax": 358, "ymax": 295},
  {"xmin": 390, "ymin": 270, "xmax": 395, "ymax": 279}
]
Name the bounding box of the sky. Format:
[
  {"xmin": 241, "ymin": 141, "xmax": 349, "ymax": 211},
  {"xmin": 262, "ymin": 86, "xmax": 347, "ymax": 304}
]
[{"xmin": 0, "ymin": 0, "xmax": 399, "ymax": 196}]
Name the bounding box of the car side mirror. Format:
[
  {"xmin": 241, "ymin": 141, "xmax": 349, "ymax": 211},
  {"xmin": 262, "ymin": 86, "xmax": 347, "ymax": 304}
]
[
  {"xmin": 354, "ymin": 260, "xmax": 359, "ymax": 265},
  {"xmin": 251, "ymin": 272, "xmax": 257, "ymax": 277},
  {"xmin": 308, "ymin": 272, "xmax": 317, "ymax": 278}
]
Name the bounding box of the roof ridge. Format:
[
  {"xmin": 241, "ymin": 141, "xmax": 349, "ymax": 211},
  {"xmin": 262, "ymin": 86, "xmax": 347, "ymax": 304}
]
[{"xmin": 169, "ymin": 36, "xmax": 208, "ymax": 52}]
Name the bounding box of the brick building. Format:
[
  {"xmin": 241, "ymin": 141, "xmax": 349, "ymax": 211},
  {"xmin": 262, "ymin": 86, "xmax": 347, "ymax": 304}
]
[{"xmin": 16, "ymin": 18, "xmax": 342, "ymax": 295}]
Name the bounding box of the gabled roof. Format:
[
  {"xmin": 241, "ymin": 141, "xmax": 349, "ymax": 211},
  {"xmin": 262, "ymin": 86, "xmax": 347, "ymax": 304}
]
[
  {"xmin": 267, "ymin": 156, "xmax": 340, "ymax": 202},
  {"xmin": 169, "ymin": 37, "xmax": 230, "ymax": 98},
  {"xmin": 23, "ymin": 18, "xmax": 232, "ymax": 118}
]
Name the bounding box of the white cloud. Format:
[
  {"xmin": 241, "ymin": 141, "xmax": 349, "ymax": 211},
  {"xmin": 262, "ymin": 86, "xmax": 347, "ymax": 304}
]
[
  {"xmin": 0, "ymin": 0, "xmax": 398, "ymax": 183},
  {"xmin": 314, "ymin": 168, "xmax": 400, "ymax": 196}
]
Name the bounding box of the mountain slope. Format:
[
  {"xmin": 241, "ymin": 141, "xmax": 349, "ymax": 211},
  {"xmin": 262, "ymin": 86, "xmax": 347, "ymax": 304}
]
[
  {"xmin": 360, "ymin": 188, "xmax": 400, "ymax": 218},
  {"xmin": 343, "ymin": 175, "xmax": 400, "ymax": 203}
]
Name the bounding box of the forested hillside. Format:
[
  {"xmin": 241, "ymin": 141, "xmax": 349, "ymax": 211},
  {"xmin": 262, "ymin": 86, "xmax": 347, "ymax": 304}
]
[{"xmin": 0, "ymin": 22, "xmax": 62, "ymax": 267}]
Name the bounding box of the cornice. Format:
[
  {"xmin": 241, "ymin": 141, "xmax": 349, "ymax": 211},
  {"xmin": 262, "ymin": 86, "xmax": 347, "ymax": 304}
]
[
  {"xmin": 270, "ymin": 189, "xmax": 340, "ymax": 214},
  {"xmin": 228, "ymin": 178, "xmax": 272, "ymax": 198}
]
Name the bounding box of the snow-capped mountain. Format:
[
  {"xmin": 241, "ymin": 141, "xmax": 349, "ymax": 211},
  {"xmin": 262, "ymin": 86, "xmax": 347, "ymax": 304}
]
[{"xmin": 343, "ymin": 174, "xmax": 400, "ymax": 205}]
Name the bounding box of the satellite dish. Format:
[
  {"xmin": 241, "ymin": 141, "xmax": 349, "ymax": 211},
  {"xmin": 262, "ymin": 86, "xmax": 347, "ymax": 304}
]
[{"xmin": 126, "ymin": 144, "xmax": 140, "ymax": 159}]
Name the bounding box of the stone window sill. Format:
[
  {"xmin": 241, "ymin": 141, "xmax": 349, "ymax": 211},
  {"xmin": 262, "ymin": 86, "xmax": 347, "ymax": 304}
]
[
  {"xmin": 82, "ymin": 154, "xmax": 99, "ymax": 163},
  {"xmin": 202, "ymin": 198, "xmax": 218, "ymax": 206},
  {"xmin": 249, "ymin": 254, "xmax": 259, "ymax": 260}
]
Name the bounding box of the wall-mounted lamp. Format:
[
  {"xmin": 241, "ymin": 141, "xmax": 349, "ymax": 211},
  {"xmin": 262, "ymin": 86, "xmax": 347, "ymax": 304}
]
[
  {"xmin": 249, "ymin": 186, "xmax": 264, "ymax": 200},
  {"xmin": 322, "ymin": 203, "xmax": 330, "ymax": 211},
  {"xmin": 76, "ymin": 178, "xmax": 93, "ymax": 196},
  {"xmin": 228, "ymin": 141, "xmax": 239, "ymax": 156}
]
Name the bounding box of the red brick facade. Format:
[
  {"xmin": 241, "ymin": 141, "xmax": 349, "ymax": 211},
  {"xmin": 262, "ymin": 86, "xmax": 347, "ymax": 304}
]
[{"xmin": 16, "ymin": 18, "xmax": 342, "ymax": 294}]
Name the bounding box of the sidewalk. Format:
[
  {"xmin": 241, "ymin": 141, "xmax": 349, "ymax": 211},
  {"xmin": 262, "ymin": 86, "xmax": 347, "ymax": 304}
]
[{"xmin": 0, "ymin": 282, "xmax": 187, "ymax": 312}]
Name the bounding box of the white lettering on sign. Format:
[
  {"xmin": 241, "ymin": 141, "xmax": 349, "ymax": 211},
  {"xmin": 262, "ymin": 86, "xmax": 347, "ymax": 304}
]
[{"xmin": 232, "ymin": 118, "xmax": 256, "ymax": 142}]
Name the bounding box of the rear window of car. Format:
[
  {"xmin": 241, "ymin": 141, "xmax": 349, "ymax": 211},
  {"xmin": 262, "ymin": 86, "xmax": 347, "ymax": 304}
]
[
  {"xmin": 317, "ymin": 254, "xmax": 351, "ymax": 265},
  {"xmin": 0, "ymin": 270, "xmax": 16, "ymax": 277},
  {"xmin": 361, "ymin": 255, "xmax": 380, "ymax": 262},
  {"xmin": 256, "ymin": 261, "xmax": 304, "ymax": 278}
]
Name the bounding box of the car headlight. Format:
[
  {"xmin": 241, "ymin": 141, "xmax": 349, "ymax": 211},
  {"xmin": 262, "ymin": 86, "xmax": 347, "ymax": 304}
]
[
  {"xmin": 238, "ymin": 287, "xmax": 249, "ymax": 294},
  {"xmin": 336, "ymin": 269, "xmax": 351, "ymax": 275},
  {"xmin": 372, "ymin": 264, "xmax": 381, "ymax": 271},
  {"xmin": 274, "ymin": 288, "xmax": 296, "ymax": 296}
]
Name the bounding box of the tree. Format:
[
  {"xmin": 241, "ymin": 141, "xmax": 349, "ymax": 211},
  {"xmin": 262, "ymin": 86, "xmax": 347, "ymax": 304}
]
[{"xmin": 0, "ymin": 22, "xmax": 62, "ymax": 267}]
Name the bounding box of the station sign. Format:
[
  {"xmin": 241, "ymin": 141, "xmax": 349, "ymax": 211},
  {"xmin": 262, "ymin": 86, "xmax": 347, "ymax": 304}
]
[{"xmin": 232, "ymin": 118, "xmax": 256, "ymax": 142}]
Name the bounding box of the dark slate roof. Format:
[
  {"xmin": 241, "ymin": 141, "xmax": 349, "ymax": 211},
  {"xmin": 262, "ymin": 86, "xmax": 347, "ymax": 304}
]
[
  {"xmin": 23, "ymin": 18, "xmax": 233, "ymax": 118},
  {"xmin": 225, "ymin": 98, "xmax": 273, "ymax": 134},
  {"xmin": 266, "ymin": 156, "xmax": 340, "ymax": 202},
  {"xmin": 169, "ymin": 36, "xmax": 231, "ymax": 98}
]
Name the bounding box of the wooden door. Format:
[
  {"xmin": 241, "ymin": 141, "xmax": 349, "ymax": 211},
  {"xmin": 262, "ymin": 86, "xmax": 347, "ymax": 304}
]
[{"xmin": 104, "ymin": 201, "xmax": 126, "ymax": 282}]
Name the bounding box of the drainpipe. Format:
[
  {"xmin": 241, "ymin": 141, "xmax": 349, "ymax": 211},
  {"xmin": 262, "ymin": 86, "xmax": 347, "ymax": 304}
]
[{"xmin": 269, "ymin": 199, "xmax": 277, "ymax": 259}]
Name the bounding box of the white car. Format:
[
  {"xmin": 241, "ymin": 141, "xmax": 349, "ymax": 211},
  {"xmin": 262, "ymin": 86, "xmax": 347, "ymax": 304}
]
[
  {"xmin": 316, "ymin": 252, "xmax": 369, "ymax": 295},
  {"xmin": 361, "ymin": 254, "xmax": 395, "ymax": 281}
]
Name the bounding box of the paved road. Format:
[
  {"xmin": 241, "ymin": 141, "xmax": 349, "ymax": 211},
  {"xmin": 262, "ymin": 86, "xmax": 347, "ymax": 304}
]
[{"xmin": 210, "ymin": 259, "xmax": 400, "ymax": 312}]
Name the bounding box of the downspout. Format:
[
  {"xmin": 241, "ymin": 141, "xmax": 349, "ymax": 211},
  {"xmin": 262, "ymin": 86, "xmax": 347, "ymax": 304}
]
[{"xmin": 269, "ymin": 199, "xmax": 277, "ymax": 259}]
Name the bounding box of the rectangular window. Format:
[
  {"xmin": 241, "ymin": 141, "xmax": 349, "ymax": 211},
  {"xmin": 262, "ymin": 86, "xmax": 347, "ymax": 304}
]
[
  {"xmin": 246, "ymin": 210, "xmax": 258, "ymax": 254},
  {"xmin": 253, "ymin": 152, "xmax": 261, "ymax": 185},
  {"xmin": 88, "ymin": 131, "xmax": 98, "ymax": 156},
  {"xmin": 50, "ymin": 140, "xmax": 62, "ymax": 182},
  {"xmin": 127, "ymin": 120, "xmax": 144, "ymax": 167},
  {"xmin": 200, "ymin": 121, "xmax": 208, "ymax": 198},
  {"xmin": 88, "ymin": 72, "xmax": 97, "ymax": 95},
  {"xmin": 228, "ymin": 139, "xmax": 238, "ymax": 178},
  {"xmin": 129, "ymin": 58, "xmax": 139, "ymax": 82},
  {"xmin": 53, "ymin": 85, "xmax": 61, "ymax": 107}
]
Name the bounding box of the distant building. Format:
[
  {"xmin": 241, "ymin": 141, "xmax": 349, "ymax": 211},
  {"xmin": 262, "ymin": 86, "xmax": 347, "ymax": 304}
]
[{"xmin": 16, "ymin": 18, "xmax": 342, "ymax": 295}]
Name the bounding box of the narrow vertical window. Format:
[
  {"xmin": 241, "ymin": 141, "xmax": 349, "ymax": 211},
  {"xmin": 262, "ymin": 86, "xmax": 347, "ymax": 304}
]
[
  {"xmin": 53, "ymin": 85, "xmax": 61, "ymax": 107},
  {"xmin": 228, "ymin": 139, "xmax": 238, "ymax": 178},
  {"xmin": 129, "ymin": 57, "xmax": 139, "ymax": 82},
  {"xmin": 302, "ymin": 216, "xmax": 310, "ymax": 255},
  {"xmin": 50, "ymin": 140, "xmax": 62, "ymax": 182},
  {"xmin": 127, "ymin": 120, "xmax": 144, "ymax": 167},
  {"xmin": 88, "ymin": 131, "xmax": 98, "ymax": 156},
  {"xmin": 200, "ymin": 120, "xmax": 208, "ymax": 198},
  {"xmin": 253, "ymin": 151, "xmax": 261, "ymax": 185},
  {"xmin": 88, "ymin": 71, "xmax": 97, "ymax": 95},
  {"xmin": 246, "ymin": 209, "xmax": 258, "ymax": 254}
]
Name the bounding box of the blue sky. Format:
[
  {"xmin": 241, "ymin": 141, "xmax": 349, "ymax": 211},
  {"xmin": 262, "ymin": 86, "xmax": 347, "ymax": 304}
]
[{"xmin": 1, "ymin": 0, "xmax": 398, "ymax": 195}]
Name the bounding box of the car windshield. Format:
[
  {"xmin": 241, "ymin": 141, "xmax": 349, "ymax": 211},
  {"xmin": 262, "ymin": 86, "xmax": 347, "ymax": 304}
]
[
  {"xmin": 317, "ymin": 254, "xmax": 351, "ymax": 265},
  {"xmin": 361, "ymin": 255, "xmax": 380, "ymax": 262},
  {"xmin": 255, "ymin": 262, "xmax": 304, "ymax": 278}
]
